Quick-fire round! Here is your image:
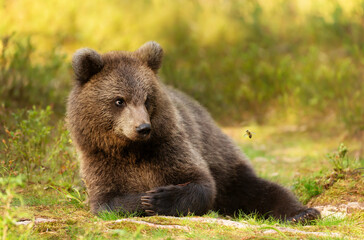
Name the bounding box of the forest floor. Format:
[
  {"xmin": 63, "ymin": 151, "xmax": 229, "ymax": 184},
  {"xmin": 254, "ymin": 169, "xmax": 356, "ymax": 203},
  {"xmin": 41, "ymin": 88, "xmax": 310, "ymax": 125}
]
[{"xmin": 3, "ymin": 124, "xmax": 364, "ymax": 239}]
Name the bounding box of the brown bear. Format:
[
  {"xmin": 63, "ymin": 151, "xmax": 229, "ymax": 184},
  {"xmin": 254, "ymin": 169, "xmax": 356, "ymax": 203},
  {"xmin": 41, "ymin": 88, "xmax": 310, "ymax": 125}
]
[{"xmin": 66, "ymin": 42, "xmax": 320, "ymax": 223}]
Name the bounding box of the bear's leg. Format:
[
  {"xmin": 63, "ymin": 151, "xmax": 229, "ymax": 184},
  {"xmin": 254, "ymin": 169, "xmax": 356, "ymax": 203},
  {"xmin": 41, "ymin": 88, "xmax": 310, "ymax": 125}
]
[
  {"xmin": 228, "ymin": 165, "xmax": 320, "ymax": 223},
  {"xmin": 92, "ymin": 193, "xmax": 145, "ymax": 216},
  {"xmin": 141, "ymin": 182, "xmax": 215, "ymax": 216},
  {"xmin": 251, "ymin": 178, "xmax": 321, "ymax": 223}
]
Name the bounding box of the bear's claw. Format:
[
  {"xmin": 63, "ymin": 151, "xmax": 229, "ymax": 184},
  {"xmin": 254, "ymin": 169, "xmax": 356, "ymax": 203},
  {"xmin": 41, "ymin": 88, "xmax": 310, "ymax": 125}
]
[
  {"xmin": 144, "ymin": 209, "xmax": 155, "ymax": 215},
  {"xmin": 141, "ymin": 185, "xmax": 184, "ymax": 216},
  {"xmin": 141, "ymin": 202, "xmax": 152, "ymax": 206},
  {"xmin": 288, "ymin": 208, "xmax": 321, "ymax": 224}
]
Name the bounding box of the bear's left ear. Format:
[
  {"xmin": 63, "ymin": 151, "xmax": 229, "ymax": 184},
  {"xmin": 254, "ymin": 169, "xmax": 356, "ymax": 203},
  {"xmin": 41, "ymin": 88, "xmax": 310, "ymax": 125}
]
[
  {"xmin": 134, "ymin": 41, "xmax": 164, "ymax": 73},
  {"xmin": 72, "ymin": 48, "xmax": 104, "ymax": 84}
]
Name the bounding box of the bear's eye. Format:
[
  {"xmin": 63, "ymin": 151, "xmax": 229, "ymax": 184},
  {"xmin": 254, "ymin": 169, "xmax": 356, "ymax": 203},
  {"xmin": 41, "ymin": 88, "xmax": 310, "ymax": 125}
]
[{"xmin": 115, "ymin": 98, "xmax": 125, "ymax": 107}]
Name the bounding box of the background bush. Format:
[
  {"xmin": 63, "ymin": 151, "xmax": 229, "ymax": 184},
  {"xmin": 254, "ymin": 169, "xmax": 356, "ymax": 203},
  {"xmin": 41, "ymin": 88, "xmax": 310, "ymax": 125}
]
[{"xmin": 1, "ymin": 0, "xmax": 364, "ymax": 131}]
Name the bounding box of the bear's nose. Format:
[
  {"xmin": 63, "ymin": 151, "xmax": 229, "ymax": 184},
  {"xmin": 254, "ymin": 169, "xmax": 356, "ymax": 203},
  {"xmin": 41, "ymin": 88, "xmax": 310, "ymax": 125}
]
[{"xmin": 136, "ymin": 123, "xmax": 151, "ymax": 136}]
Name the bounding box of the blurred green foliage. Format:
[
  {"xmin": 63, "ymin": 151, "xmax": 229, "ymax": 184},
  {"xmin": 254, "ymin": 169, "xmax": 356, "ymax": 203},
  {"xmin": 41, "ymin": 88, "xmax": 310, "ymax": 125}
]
[
  {"xmin": 0, "ymin": 106, "xmax": 77, "ymax": 183},
  {"xmin": 2, "ymin": 106, "xmax": 52, "ymax": 179},
  {"xmin": 0, "ymin": 174, "xmax": 30, "ymax": 240},
  {"xmin": 1, "ymin": 0, "xmax": 364, "ymax": 132},
  {"xmin": 0, "ymin": 35, "xmax": 69, "ymax": 115}
]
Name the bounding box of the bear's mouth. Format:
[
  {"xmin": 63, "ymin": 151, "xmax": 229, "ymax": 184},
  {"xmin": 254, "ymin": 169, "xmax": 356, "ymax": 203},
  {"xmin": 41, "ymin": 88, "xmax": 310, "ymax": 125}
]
[
  {"xmin": 114, "ymin": 129, "xmax": 152, "ymax": 143},
  {"xmin": 133, "ymin": 131, "xmax": 152, "ymax": 141}
]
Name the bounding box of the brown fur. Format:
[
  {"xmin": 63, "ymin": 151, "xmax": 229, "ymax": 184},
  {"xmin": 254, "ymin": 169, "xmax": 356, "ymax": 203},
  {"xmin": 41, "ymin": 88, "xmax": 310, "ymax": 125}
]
[{"xmin": 66, "ymin": 42, "xmax": 320, "ymax": 223}]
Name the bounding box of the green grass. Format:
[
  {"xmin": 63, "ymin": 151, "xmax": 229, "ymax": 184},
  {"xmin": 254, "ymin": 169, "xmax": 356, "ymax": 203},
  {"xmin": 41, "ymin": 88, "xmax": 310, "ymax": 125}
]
[
  {"xmin": 98, "ymin": 210, "xmax": 144, "ymax": 221},
  {"xmin": 292, "ymin": 176, "xmax": 324, "ymax": 204},
  {"xmin": 1, "ymin": 108, "xmax": 363, "ymax": 239},
  {"xmin": 4, "ymin": 199, "xmax": 363, "ymax": 239}
]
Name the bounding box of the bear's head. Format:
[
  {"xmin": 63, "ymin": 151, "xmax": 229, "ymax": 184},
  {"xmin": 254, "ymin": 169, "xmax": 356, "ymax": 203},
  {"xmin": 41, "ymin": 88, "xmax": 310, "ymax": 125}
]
[{"xmin": 67, "ymin": 42, "xmax": 170, "ymax": 152}]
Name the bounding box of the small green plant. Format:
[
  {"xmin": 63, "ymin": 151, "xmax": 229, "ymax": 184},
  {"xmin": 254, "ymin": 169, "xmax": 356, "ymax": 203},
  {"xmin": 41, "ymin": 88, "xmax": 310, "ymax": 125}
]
[
  {"xmin": 202, "ymin": 211, "xmax": 219, "ymax": 218},
  {"xmin": 47, "ymin": 122, "xmax": 79, "ymax": 184},
  {"xmin": 49, "ymin": 185, "xmax": 86, "ymax": 208},
  {"xmin": 327, "ymin": 143, "xmax": 349, "ymax": 172},
  {"xmin": 234, "ymin": 209, "xmax": 277, "ymax": 225},
  {"xmin": 293, "ymin": 143, "xmax": 362, "ymax": 204},
  {"xmin": 0, "ymin": 106, "xmax": 78, "ymax": 184},
  {"xmin": 98, "ymin": 210, "xmax": 144, "ymax": 221},
  {"xmin": 1, "ymin": 106, "xmax": 52, "ymax": 180},
  {"xmin": 292, "ymin": 177, "xmax": 323, "ymax": 204}
]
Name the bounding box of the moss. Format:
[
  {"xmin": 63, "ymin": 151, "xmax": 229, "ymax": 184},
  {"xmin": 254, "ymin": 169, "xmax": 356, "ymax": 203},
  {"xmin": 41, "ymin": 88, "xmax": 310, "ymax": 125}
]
[{"xmin": 309, "ymin": 169, "xmax": 364, "ymax": 206}]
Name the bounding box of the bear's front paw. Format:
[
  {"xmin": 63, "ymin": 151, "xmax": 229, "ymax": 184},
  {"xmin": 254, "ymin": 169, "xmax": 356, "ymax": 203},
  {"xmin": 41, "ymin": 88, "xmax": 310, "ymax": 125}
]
[
  {"xmin": 141, "ymin": 185, "xmax": 186, "ymax": 216},
  {"xmin": 288, "ymin": 208, "xmax": 321, "ymax": 224}
]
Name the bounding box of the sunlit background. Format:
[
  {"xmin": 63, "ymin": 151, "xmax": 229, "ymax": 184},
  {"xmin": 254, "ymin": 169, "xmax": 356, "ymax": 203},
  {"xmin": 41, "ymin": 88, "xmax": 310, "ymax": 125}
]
[{"xmin": 1, "ymin": 0, "xmax": 363, "ymax": 130}]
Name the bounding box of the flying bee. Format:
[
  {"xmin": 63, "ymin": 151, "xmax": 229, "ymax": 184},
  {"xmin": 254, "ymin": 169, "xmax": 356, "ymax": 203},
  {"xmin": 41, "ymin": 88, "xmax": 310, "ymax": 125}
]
[{"xmin": 244, "ymin": 130, "xmax": 253, "ymax": 139}]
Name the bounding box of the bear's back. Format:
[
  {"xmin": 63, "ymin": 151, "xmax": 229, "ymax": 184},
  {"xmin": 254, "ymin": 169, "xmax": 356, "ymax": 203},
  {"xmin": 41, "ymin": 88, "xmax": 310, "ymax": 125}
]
[{"xmin": 165, "ymin": 86, "xmax": 252, "ymax": 176}]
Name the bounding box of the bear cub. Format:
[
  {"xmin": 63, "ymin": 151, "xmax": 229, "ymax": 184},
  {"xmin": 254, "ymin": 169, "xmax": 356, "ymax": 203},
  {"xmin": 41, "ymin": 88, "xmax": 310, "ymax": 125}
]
[{"xmin": 67, "ymin": 42, "xmax": 320, "ymax": 223}]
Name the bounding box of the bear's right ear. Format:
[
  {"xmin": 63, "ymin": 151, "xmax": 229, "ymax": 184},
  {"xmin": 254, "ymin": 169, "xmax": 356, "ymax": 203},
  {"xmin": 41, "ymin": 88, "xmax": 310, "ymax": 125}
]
[
  {"xmin": 134, "ymin": 41, "xmax": 164, "ymax": 73},
  {"xmin": 72, "ymin": 48, "xmax": 104, "ymax": 84}
]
